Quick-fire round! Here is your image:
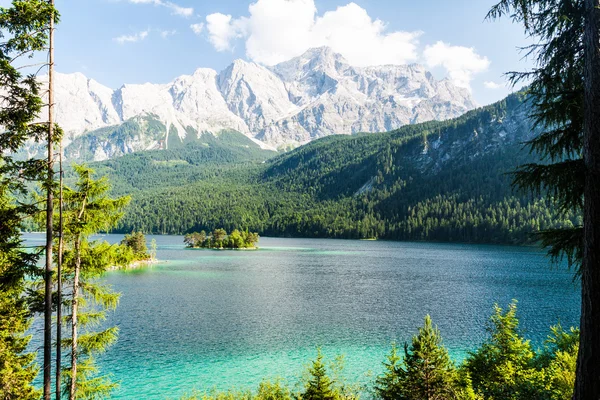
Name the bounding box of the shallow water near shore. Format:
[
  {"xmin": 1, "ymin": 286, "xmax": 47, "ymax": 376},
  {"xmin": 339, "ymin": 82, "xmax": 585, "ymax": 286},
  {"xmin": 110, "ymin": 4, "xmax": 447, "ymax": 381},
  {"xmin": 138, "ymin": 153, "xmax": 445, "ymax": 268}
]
[{"xmin": 25, "ymin": 234, "xmax": 580, "ymax": 399}]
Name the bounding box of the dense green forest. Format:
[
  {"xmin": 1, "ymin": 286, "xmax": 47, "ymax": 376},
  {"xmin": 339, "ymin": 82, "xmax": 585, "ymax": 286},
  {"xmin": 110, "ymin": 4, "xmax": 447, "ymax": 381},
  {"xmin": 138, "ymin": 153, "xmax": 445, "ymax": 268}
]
[{"xmin": 84, "ymin": 93, "xmax": 578, "ymax": 245}]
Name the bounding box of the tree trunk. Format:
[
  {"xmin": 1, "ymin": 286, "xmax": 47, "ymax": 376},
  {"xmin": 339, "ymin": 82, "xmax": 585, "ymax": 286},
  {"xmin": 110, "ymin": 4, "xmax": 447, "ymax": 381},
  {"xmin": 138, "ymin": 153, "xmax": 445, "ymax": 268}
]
[
  {"xmin": 56, "ymin": 139, "xmax": 63, "ymax": 400},
  {"xmin": 575, "ymin": 0, "xmax": 600, "ymax": 398},
  {"xmin": 43, "ymin": 2, "xmax": 56, "ymax": 398},
  {"xmin": 69, "ymin": 236, "xmax": 81, "ymax": 400}
]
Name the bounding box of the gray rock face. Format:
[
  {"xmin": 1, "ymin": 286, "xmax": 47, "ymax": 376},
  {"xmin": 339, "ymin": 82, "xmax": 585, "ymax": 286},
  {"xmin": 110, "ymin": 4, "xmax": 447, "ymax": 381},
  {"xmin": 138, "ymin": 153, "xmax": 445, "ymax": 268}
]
[{"xmin": 48, "ymin": 47, "xmax": 477, "ymax": 160}]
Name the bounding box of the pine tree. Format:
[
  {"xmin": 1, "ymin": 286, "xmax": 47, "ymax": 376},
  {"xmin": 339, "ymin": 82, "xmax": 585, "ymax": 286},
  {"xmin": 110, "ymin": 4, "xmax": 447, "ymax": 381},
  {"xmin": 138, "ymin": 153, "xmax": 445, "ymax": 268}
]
[
  {"xmin": 374, "ymin": 344, "xmax": 403, "ymax": 400},
  {"xmin": 465, "ymin": 301, "xmax": 541, "ymax": 399},
  {"xmin": 0, "ymin": 191, "xmax": 40, "ymax": 400},
  {"xmin": 0, "ymin": 1, "xmax": 59, "ymax": 398},
  {"xmin": 60, "ymin": 165, "xmax": 130, "ymax": 399},
  {"xmin": 302, "ymin": 349, "xmax": 336, "ymax": 400},
  {"xmin": 401, "ymin": 315, "xmax": 459, "ymax": 400},
  {"xmin": 488, "ymin": 0, "xmax": 600, "ymax": 396}
]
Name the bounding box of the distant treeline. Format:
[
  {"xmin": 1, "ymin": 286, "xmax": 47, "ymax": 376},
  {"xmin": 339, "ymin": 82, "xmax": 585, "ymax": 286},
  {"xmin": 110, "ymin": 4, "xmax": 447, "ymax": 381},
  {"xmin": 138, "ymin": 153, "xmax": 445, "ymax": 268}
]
[{"xmin": 89, "ymin": 94, "xmax": 579, "ymax": 245}]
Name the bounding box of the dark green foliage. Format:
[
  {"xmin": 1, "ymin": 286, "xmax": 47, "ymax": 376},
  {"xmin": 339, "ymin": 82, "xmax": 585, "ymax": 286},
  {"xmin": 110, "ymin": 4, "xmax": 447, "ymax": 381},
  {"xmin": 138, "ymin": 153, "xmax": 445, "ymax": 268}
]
[
  {"xmin": 400, "ymin": 315, "xmax": 458, "ymax": 399},
  {"xmin": 487, "ymin": 0, "xmax": 584, "ymax": 271},
  {"xmin": 0, "ymin": 187, "xmax": 39, "ymax": 400},
  {"xmin": 374, "ymin": 345, "xmax": 403, "ymax": 400},
  {"xmin": 375, "ymin": 317, "xmax": 466, "ymax": 400},
  {"xmin": 185, "ymin": 228, "xmax": 259, "ymax": 249},
  {"xmin": 0, "ymin": 1, "xmax": 61, "ymax": 397}
]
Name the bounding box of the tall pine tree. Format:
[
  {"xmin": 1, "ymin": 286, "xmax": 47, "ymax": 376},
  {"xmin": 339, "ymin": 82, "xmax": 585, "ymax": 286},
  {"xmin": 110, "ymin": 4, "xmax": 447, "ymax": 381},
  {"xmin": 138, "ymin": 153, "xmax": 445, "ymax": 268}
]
[
  {"xmin": 488, "ymin": 0, "xmax": 600, "ymax": 396},
  {"xmin": 59, "ymin": 165, "xmax": 130, "ymax": 399},
  {"xmin": 0, "ymin": 1, "xmax": 58, "ymax": 398}
]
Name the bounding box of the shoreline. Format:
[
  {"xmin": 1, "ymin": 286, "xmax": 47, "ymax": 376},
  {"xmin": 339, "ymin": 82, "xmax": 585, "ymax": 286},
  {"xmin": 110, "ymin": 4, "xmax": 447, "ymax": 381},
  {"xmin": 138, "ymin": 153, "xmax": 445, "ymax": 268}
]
[{"xmin": 109, "ymin": 258, "xmax": 161, "ymax": 271}]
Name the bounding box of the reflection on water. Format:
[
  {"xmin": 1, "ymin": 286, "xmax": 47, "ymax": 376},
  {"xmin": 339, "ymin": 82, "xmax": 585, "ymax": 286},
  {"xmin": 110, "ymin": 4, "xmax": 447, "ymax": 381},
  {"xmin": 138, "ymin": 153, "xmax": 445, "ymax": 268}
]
[{"xmin": 24, "ymin": 234, "xmax": 580, "ymax": 399}]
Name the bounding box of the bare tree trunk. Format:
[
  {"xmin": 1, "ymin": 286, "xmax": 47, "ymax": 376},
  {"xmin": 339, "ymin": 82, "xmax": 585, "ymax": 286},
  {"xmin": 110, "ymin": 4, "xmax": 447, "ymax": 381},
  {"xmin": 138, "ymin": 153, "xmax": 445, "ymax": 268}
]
[
  {"xmin": 43, "ymin": 2, "xmax": 55, "ymax": 398},
  {"xmin": 575, "ymin": 0, "xmax": 600, "ymax": 398},
  {"xmin": 70, "ymin": 235, "xmax": 81, "ymax": 400},
  {"xmin": 56, "ymin": 138, "xmax": 64, "ymax": 400}
]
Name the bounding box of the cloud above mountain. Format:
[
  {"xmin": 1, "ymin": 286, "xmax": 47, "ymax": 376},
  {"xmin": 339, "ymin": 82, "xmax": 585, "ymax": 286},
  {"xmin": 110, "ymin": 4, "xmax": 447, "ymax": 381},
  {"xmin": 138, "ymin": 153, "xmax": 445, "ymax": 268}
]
[
  {"xmin": 203, "ymin": 0, "xmax": 489, "ymax": 90},
  {"xmin": 424, "ymin": 42, "xmax": 490, "ymax": 90},
  {"xmin": 205, "ymin": 0, "xmax": 420, "ymax": 66}
]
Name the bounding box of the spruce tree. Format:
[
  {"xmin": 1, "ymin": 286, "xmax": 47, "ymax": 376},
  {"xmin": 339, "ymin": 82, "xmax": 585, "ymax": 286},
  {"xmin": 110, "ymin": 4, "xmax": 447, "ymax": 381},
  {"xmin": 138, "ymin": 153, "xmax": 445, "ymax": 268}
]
[
  {"xmin": 401, "ymin": 315, "xmax": 459, "ymax": 400},
  {"xmin": 376, "ymin": 317, "xmax": 467, "ymax": 400},
  {"xmin": 488, "ymin": 0, "xmax": 600, "ymax": 396},
  {"xmin": 302, "ymin": 349, "xmax": 336, "ymax": 400},
  {"xmin": 0, "ymin": 190, "xmax": 40, "ymax": 400},
  {"xmin": 374, "ymin": 344, "xmax": 403, "ymax": 400},
  {"xmin": 0, "ymin": 1, "xmax": 59, "ymax": 398},
  {"xmin": 465, "ymin": 301, "xmax": 541, "ymax": 399},
  {"xmin": 60, "ymin": 165, "xmax": 130, "ymax": 399}
]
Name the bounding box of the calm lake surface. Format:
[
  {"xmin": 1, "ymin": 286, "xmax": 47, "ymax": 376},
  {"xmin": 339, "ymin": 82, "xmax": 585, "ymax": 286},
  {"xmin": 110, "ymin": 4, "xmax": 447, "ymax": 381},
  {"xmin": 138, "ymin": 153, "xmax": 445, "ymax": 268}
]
[{"xmin": 25, "ymin": 234, "xmax": 580, "ymax": 399}]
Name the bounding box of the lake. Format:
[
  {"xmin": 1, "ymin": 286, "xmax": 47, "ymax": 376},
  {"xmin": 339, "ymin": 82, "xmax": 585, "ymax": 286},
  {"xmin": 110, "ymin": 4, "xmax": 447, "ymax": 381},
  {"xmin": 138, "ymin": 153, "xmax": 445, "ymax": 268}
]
[{"xmin": 25, "ymin": 234, "xmax": 580, "ymax": 399}]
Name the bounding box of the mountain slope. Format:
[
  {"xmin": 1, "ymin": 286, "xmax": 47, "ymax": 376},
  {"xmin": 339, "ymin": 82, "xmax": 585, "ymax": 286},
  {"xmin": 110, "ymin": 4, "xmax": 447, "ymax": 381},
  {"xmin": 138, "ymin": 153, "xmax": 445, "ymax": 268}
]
[
  {"xmin": 40, "ymin": 47, "xmax": 476, "ymax": 161},
  {"xmin": 92, "ymin": 92, "xmax": 579, "ymax": 244}
]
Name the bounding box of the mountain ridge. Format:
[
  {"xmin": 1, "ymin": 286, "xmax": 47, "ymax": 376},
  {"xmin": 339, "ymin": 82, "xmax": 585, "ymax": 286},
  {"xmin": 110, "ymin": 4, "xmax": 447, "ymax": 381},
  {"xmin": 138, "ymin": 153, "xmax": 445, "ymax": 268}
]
[{"xmin": 42, "ymin": 46, "xmax": 477, "ymax": 161}]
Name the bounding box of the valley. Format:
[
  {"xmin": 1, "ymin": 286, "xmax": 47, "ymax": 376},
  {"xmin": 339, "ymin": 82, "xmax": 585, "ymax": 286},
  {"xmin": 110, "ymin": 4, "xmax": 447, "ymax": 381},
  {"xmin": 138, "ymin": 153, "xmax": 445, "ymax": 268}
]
[{"xmin": 86, "ymin": 92, "xmax": 579, "ymax": 245}]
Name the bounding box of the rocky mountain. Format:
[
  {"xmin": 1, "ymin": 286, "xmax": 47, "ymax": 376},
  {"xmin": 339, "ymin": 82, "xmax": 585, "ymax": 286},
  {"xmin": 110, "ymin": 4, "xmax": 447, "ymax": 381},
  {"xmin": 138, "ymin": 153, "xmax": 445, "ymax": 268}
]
[{"xmin": 47, "ymin": 47, "xmax": 477, "ymax": 161}]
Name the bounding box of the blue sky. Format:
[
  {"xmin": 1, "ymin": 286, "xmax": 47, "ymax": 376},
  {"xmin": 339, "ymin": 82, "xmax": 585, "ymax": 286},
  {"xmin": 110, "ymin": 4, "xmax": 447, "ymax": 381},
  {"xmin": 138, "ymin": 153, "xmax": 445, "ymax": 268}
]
[{"xmin": 45, "ymin": 0, "xmax": 532, "ymax": 105}]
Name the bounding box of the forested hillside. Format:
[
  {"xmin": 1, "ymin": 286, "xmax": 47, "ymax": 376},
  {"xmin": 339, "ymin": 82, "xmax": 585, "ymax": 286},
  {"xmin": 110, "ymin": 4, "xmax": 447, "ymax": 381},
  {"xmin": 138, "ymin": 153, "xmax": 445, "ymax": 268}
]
[{"xmin": 93, "ymin": 92, "xmax": 580, "ymax": 244}]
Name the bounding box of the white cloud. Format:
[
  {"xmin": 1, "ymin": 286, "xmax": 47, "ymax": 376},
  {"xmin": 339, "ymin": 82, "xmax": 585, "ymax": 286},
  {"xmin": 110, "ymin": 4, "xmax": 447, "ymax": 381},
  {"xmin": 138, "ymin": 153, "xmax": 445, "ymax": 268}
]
[
  {"xmin": 114, "ymin": 29, "xmax": 150, "ymax": 44},
  {"xmin": 127, "ymin": 0, "xmax": 193, "ymax": 17},
  {"xmin": 484, "ymin": 80, "xmax": 504, "ymax": 89},
  {"xmin": 190, "ymin": 23, "xmax": 205, "ymax": 35},
  {"xmin": 204, "ymin": 0, "xmax": 420, "ymax": 66},
  {"xmin": 205, "ymin": 13, "xmax": 247, "ymax": 52},
  {"xmin": 161, "ymin": 29, "xmax": 177, "ymax": 38},
  {"xmin": 423, "ymin": 41, "xmax": 490, "ymax": 90}
]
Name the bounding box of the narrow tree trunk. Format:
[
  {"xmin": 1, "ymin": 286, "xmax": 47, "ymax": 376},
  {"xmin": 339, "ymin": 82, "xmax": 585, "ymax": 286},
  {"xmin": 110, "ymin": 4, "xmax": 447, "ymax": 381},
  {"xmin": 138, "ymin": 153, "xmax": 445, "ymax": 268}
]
[
  {"xmin": 56, "ymin": 139, "xmax": 63, "ymax": 400},
  {"xmin": 70, "ymin": 236, "xmax": 81, "ymax": 400},
  {"xmin": 43, "ymin": 2, "xmax": 55, "ymax": 398},
  {"xmin": 575, "ymin": 0, "xmax": 600, "ymax": 398}
]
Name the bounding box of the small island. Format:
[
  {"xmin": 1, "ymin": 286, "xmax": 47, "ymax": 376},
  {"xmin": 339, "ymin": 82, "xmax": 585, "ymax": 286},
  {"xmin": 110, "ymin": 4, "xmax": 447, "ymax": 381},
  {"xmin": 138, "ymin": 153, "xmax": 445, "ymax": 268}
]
[
  {"xmin": 184, "ymin": 228, "xmax": 259, "ymax": 249},
  {"xmin": 113, "ymin": 231, "xmax": 157, "ymax": 269}
]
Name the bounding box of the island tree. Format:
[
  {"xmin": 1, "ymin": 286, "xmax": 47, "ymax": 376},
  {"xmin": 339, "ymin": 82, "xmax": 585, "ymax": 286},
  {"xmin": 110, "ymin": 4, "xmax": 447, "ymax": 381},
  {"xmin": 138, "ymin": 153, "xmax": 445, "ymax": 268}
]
[{"xmin": 184, "ymin": 228, "xmax": 259, "ymax": 249}]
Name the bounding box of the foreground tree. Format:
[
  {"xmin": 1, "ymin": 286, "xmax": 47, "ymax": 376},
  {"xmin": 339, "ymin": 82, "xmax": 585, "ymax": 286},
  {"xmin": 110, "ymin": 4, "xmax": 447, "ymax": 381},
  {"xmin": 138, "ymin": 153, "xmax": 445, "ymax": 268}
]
[
  {"xmin": 302, "ymin": 349, "xmax": 336, "ymax": 400},
  {"xmin": 60, "ymin": 165, "xmax": 130, "ymax": 399},
  {"xmin": 374, "ymin": 344, "xmax": 403, "ymax": 400},
  {"xmin": 488, "ymin": 0, "xmax": 600, "ymax": 396},
  {"xmin": 0, "ymin": 1, "xmax": 59, "ymax": 398},
  {"xmin": 465, "ymin": 301, "xmax": 541, "ymax": 399},
  {"xmin": 0, "ymin": 192, "xmax": 39, "ymax": 399},
  {"xmin": 580, "ymin": 0, "xmax": 600, "ymax": 397},
  {"xmin": 536, "ymin": 325, "xmax": 580, "ymax": 400},
  {"xmin": 376, "ymin": 316, "xmax": 468, "ymax": 400}
]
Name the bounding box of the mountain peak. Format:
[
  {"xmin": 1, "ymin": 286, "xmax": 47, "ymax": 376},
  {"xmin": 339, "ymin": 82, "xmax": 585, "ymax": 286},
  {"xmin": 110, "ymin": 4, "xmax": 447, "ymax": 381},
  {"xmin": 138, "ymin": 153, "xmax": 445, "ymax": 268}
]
[{"xmin": 44, "ymin": 49, "xmax": 477, "ymax": 161}]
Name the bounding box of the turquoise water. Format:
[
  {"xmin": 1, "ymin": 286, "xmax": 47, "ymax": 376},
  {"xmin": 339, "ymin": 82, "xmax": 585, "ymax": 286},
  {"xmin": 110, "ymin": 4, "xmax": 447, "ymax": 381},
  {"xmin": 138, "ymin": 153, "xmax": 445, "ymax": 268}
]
[{"xmin": 26, "ymin": 234, "xmax": 580, "ymax": 399}]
